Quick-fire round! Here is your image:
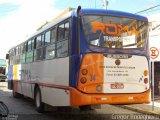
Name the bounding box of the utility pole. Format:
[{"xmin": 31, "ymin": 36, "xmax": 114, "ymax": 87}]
[{"xmin": 102, "ymin": 0, "xmax": 109, "ymax": 9}]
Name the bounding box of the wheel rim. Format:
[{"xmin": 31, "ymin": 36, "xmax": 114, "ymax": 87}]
[{"xmin": 36, "ymin": 91, "xmax": 40, "ymax": 107}]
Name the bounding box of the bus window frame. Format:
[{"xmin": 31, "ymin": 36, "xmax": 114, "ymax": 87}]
[
  {"xmin": 56, "ymin": 19, "xmax": 70, "ymax": 58},
  {"xmin": 44, "ymin": 31, "xmax": 51, "ymax": 45},
  {"xmin": 81, "ymin": 14, "xmax": 148, "ymax": 51}
]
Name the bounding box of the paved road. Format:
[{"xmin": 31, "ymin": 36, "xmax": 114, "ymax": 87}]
[{"xmin": 0, "ymin": 82, "xmax": 142, "ymax": 120}]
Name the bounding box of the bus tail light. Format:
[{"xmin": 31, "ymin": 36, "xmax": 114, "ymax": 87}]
[
  {"xmin": 143, "ymin": 70, "xmax": 148, "ymax": 76},
  {"xmin": 96, "ymin": 85, "xmax": 102, "ymax": 92},
  {"xmin": 81, "ymin": 69, "xmax": 88, "ymax": 75},
  {"xmin": 144, "ymin": 78, "xmax": 148, "ymax": 84},
  {"xmin": 80, "ymin": 77, "xmax": 87, "ymax": 84}
]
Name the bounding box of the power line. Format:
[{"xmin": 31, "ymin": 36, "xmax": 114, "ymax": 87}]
[{"xmin": 136, "ymin": 4, "xmax": 160, "ymax": 14}]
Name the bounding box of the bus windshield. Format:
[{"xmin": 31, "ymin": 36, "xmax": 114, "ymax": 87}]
[{"xmin": 82, "ymin": 15, "xmax": 148, "ymax": 49}]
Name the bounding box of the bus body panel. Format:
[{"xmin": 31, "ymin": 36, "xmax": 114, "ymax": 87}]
[
  {"xmin": 70, "ymin": 87, "xmax": 151, "ymax": 106},
  {"xmin": 41, "ymin": 86, "xmax": 70, "ymax": 106},
  {"xmin": 21, "ymin": 82, "xmax": 33, "ymax": 98},
  {"xmin": 103, "ymin": 55, "xmax": 149, "ymax": 93},
  {"xmin": 11, "ymin": 57, "xmax": 70, "ymax": 106},
  {"xmin": 78, "ymin": 54, "xmax": 149, "ymax": 95},
  {"xmin": 20, "ymin": 57, "xmax": 69, "ymax": 86}
]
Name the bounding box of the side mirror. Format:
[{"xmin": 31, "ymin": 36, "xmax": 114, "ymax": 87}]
[
  {"xmin": 6, "ymin": 54, "xmax": 9, "ymax": 59},
  {"xmin": 77, "ymin": 6, "xmax": 81, "ymax": 16}
]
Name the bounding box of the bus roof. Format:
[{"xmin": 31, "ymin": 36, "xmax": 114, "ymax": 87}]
[
  {"xmin": 9, "ymin": 8, "xmax": 148, "ymax": 50},
  {"xmin": 28, "ymin": 10, "xmax": 73, "ymax": 40},
  {"xmin": 29, "ymin": 9, "xmax": 147, "ymax": 39},
  {"xmin": 32, "ymin": 9, "xmax": 148, "ymax": 36}
]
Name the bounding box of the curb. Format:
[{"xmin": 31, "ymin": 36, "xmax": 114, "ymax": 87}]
[{"xmin": 118, "ymin": 105, "xmax": 160, "ymax": 115}]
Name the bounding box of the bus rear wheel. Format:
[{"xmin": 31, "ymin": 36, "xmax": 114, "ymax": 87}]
[{"xmin": 35, "ymin": 87, "xmax": 44, "ymax": 113}]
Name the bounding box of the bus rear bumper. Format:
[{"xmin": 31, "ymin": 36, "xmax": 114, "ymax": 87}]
[{"xmin": 70, "ymin": 88, "xmax": 151, "ymax": 106}]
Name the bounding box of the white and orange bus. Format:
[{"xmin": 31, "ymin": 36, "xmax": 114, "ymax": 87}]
[{"xmin": 7, "ymin": 7, "xmax": 150, "ymax": 112}]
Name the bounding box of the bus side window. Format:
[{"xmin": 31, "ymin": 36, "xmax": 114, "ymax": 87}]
[
  {"xmin": 36, "ymin": 35, "xmax": 42, "ymax": 48},
  {"xmin": 45, "ymin": 29, "xmax": 56, "ymax": 59},
  {"xmin": 17, "ymin": 46, "xmax": 21, "ymax": 64},
  {"xmin": 35, "ymin": 35, "xmax": 44, "ymax": 61},
  {"xmin": 56, "ymin": 21, "xmax": 69, "ymax": 58},
  {"xmin": 20, "ymin": 43, "xmax": 26, "ymax": 63},
  {"xmin": 64, "ymin": 22, "xmax": 69, "ymax": 40},
  {"xmin": 45, "ymin": 44, "xmax": 55, "ymax": 59},
  {"xmin": 35, "ymin": 48, "xmax": 43, "ymax": 60},
  {"xmin": 16, "ymin": 47, "xmax": 18, "ymax": 56},
  {"xmin": 13, "ymin": 48, "xmax": 16, "ymax": 64},
  {"xmin": 42, "ymin": 34, "xmax": 45, "ymax": 45},
  {"xmin": 33, "ymin": 38, "xmax": 36, "ymax": 49},
  {"xmin": 26, "ymin": 40, "xmax": 34, "ymax": 63},
  {"xmin": 22, "ymin": 43, "xmax": 26, "ymax": 54},
  {"xmin": 58, "ymin": 24, "xmax": 65, "ymax": 41},
  {"xmin": 45, "ymin": 31, "xmax": 51, "ymax": 45},
  {"xmin": 28, "ymin": 40, "xmax": 32, "ymax": 51}
]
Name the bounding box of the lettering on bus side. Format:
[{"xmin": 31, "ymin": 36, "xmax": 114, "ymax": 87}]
[
  {"xmin": 91, "ymin": 21, "xmax": 139, "ymax": 36},
  {"xmin": 20, "ymin": 69, "xmax": 31, "ymax": 80}
]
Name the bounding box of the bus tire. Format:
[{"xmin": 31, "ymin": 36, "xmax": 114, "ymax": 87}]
[{"xmin": 35, "ymin": 87, "xmax": 44, "ymax": 113}]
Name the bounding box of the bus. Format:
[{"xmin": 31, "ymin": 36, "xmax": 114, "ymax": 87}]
[
  {"xmin": 7, "ymin": 7, "xmax": 150, "ymax": 112},
  {"xmin": 0, "ymin": 59, "xmax": 7, "ymax": 82}
]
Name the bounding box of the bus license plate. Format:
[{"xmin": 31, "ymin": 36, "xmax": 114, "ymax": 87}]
[{"xmin": 111, "ymin": 83, "xmax": 124, "ymax": 89}]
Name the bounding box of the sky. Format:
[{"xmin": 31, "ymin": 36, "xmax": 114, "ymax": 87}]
[{"xmin": 0, "ymin": 0, "xmax": 160, "ymax": 59}]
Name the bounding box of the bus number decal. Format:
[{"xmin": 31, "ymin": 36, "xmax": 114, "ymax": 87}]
[{"xmin": 90, "ymin": 74, "xmax": 96, "ymax": 81}]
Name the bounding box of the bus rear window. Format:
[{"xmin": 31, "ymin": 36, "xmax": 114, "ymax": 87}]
[{"xmin": 82, "ymin": 15, "xmax": 148, "ymax": 49}]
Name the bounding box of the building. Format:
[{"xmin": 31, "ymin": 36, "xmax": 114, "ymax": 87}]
[{"xmin": 148, "ymin": 13, "xmax": 160, "ymax": 95}]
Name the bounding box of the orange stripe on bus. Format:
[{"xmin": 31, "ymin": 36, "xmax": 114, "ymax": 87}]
[{"xmin": 70, "ymin": 88, "xmax": 151, "ymax": 106}]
